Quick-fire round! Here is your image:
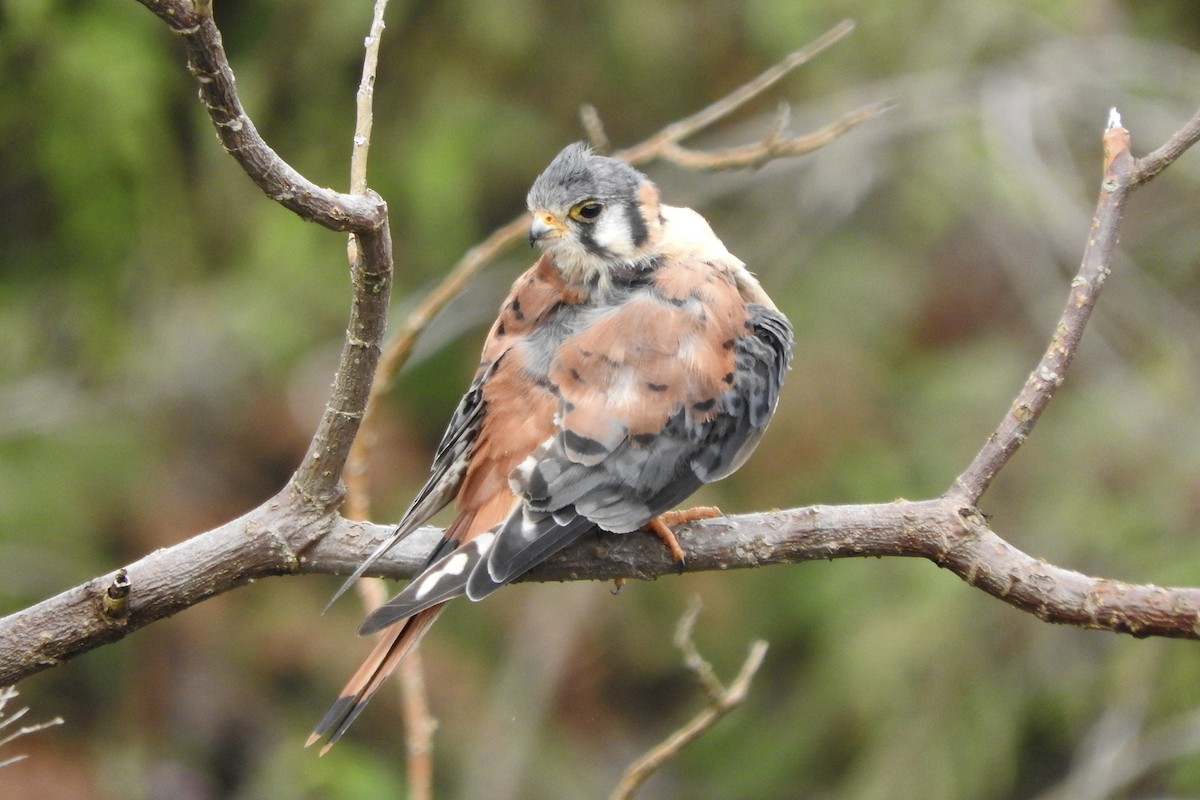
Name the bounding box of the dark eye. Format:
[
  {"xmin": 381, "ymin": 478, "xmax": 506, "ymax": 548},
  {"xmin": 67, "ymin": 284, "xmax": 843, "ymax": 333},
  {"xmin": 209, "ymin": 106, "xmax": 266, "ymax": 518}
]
[{"xmin": 569, "ymin": 201, "xmax": 603, "ymax": 222}]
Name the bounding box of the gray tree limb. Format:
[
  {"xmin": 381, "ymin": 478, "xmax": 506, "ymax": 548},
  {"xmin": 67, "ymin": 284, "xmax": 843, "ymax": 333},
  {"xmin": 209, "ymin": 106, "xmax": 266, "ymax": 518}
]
[{"xmin": 3, "ymin": 7, "xmax": 1200, "ymax": 690}]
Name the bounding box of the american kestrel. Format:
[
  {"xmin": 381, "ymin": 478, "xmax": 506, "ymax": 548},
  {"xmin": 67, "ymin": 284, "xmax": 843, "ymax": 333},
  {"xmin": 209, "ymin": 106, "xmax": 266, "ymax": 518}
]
[{"xmin": 309, "ymin": 142, "xmax": 793, "ymax": 751}]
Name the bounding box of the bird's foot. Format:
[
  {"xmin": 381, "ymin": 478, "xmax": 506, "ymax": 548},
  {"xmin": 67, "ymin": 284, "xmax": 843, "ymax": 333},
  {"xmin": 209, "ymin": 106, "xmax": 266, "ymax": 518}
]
[{"xmin": 645, "ymin": 506, "xmax": 720, "ymax": 572}]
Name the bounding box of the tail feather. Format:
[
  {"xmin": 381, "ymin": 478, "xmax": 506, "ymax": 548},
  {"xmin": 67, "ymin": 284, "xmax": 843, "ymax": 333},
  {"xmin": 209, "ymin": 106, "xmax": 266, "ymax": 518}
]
[
  {"xmin": 358, "ymin": 531, "xmax": 496, "ymax": 635},
  {"xmin": 307, "ymin": 604, "xmax": 446, "ymax": 754}
]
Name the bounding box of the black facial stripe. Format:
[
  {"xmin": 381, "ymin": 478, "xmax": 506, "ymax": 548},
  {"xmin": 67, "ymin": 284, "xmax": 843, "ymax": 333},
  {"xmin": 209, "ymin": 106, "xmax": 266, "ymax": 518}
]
[
  {"xmin": 624, "ymin": 200, "xmax": 649, "ymax": 248},
  {"xmin": 576, "ymin": 222, "xmax": 610, "ymax": 257}
]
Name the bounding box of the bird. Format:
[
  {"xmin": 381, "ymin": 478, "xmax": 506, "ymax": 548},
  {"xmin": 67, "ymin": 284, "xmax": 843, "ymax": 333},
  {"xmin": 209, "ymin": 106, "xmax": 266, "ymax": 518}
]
[{"xmin": 307, "ymin": 141, "xmax": 793, "ymax": 753}]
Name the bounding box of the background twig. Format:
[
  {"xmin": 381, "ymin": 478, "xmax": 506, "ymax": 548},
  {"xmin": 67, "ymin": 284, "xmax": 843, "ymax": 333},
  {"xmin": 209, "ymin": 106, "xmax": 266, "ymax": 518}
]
[
  {"xmin": 610, "ymin": 600, "xmax": 768, "ymax": 800},
  {"xmin": 0, "ymin": 687, "xmax": 63, "ymax": 769},
  {"xmin": 951, "ymin": 115, "xmax": 1134, "ymax": 503}
]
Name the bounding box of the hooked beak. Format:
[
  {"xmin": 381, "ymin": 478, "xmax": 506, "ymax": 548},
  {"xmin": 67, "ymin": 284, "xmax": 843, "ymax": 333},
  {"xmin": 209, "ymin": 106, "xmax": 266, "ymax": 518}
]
[{"xmin": 529, "ymin": 210, "xmax": 566, "ymax": 247}]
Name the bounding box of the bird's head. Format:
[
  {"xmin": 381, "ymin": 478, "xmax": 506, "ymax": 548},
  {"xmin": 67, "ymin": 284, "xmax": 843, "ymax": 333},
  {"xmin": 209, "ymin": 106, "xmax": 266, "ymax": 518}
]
[{"xmin": 526, "ymin": 142, "xmax": 664, "ymax": 287}]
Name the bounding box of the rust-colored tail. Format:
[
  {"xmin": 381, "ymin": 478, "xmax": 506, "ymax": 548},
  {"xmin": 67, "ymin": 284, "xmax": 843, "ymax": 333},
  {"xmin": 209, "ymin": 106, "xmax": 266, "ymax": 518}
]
[{"xmin": 306, "ymin": 604, "xmax": 446, "ymax": 754}]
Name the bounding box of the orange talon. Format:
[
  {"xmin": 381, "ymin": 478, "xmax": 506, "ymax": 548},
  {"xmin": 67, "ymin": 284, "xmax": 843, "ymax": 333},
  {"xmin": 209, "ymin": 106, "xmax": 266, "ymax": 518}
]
[
  {"xmin": 646, "ymin": 516, "xmax": 686, "ymax": 562},
  {"xmin": 657, "ymin": 505, "xmax": 721, "ymax": 528},
  {"xmin": 645, "ymin": 506, "xmax": 720, "ymax": 567}
]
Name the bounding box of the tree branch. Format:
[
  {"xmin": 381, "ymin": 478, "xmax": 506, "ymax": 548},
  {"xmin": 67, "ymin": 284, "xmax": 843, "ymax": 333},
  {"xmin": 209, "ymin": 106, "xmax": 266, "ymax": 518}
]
[
  {"xmin": 310, "ymin": 500, "xmax": 1200, "ymax": 640},
  {"xmin": 4, "ymin": 5, "xmax": 1200, "ymax": 701},
  {"xmin": 951, "ymin": 113, "xmax": 1134, "ymax": 503},
  {"xmin": 137, "ymin": 0, "xmax": 386, "ymax": 233},
  {"xmin": 9, "ymin": 487, "xmax": 1200, "ymax": 687},
  {"xmin": 1131, "ymin": 105, "xmax": 1200, "ymax": 187},
  {"xmin": 136, "ymin": 0, "xmax": 394, "ymax": 513},
  {"xmin": 615, "ymin": 19, "xmax": 858, "ymax": 164},
  {"xmin": 655, "ymin": 100, "xmax": 893, "ymax": 171}
]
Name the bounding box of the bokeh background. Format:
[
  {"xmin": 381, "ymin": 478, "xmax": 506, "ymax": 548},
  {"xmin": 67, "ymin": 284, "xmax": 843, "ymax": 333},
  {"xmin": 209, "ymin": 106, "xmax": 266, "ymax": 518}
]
[{"xmin": 3, "ymin": 1, "xmax": 1200, "ymax": 798}]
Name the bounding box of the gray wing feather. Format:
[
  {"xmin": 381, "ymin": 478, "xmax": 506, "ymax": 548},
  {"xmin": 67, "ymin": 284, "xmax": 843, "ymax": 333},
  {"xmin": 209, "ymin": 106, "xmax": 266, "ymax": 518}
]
[
  {"xmin": 477, "ymin": 303, "xmax": 792, "ymax": 591},
  {"xmin": 325, "ymin": 361, "xmax": 495, "ymax": 609},
  {"xmin": 691, "ymin": 304, "xmax": 793, "ymax": 481},
  {"xmin": 353, "ymin": 303, "xmax": 792, "ymax": 614}
]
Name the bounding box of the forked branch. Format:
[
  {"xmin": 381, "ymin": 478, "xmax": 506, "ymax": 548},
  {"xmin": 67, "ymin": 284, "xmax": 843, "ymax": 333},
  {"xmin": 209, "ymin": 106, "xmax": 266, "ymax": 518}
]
[
  {"xmin": 1, "ymin": 5, "xmax": 1199, "ymax": 700},
  {"xmin": 951, "ymin": 113, "xmax": 1134, "ymax": 503},
  {"xmin": 609, "ymin": 600, "xmax": 768, "ymax": 800}
]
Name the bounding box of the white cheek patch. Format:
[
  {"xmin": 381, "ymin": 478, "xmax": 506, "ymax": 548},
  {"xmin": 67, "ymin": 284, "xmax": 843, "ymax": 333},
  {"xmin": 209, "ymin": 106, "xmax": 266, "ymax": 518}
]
[{"xmin": 591, "ymin": 212, "xmax": 635, "ymax": 259}]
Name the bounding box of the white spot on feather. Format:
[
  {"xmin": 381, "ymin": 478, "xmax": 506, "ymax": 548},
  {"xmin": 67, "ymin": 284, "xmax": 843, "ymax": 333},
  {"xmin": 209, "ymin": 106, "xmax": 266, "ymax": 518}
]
[{"xmin": 412, "ymin": 533, "xmax": 495, "ymax": 600}]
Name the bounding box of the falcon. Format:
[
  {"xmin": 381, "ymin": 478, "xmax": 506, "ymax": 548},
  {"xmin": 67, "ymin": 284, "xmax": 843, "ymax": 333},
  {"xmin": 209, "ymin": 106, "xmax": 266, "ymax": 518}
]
[{"xmin": 309, "ymin": 142, "xmax": 793, "ymax": 752}]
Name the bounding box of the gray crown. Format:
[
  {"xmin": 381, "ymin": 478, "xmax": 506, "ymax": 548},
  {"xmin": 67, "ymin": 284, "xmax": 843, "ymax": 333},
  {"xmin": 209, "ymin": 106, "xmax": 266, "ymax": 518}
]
[{"xmin": 526, "ymin": 142, "xmax": 648, "ymax": 211}]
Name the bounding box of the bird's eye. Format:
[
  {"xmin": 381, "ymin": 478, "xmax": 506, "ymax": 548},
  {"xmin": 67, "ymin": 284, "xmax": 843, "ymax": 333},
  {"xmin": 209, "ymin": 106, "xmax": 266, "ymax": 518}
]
[{"xmin": 569, "ymin": 201, "xmax": 603, "ymax": 222}]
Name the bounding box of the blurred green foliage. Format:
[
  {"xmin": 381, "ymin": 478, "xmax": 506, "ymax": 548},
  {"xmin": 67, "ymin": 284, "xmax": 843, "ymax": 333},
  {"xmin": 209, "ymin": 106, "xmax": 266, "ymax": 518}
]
[{"xmin": 3, "ymin": 1, "xmax": 1200, "ymax": 798}]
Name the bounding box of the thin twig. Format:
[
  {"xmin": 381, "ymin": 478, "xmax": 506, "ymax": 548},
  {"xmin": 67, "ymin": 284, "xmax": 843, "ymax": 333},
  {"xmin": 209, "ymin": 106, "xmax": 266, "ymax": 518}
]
[
  {"xmin": 398, "ymin": 652, "xmax": 436, "ymax": 800},
  {"xmin": 672, "ymin": 597, "xmax": 724, "ymax": 700},
  {"xmin": 0, "ymin": 686, "xmax": 64, "ymax": 769},
  {"xmin": 617, "ymin": 19, "xmax": 858, "ymax": 163},
  {"xmin": 579, "ymin": 103, "xmax": 611, "ymax": 153},
  {"xmin": 350, "ymin": 0, "xmax": 387, "ymax": 197},
  {"xmin": 951, "ymin": 111, "xmax": 1134, "ymax": 503},
  {"xmin": 1131, "ymin": 105, "xmax": 1200, "ymax": 187},
  {"xmin": 657, "ymin": 99, "xmax": 894, "ymax": 171},
  {"xmin": 338, "ymin": 4, "xmax": 438, "ymax": 790},
  {"xmin": 610, "ymin": 603, "xmax": 768, "ymax": 800},
  {"xmin": 343, "ymin": 0, "xmax": 390, "ymax": 276},
  {"xmin": 343, "ymin": 0, "xmax": 389, "ymax": 522}
]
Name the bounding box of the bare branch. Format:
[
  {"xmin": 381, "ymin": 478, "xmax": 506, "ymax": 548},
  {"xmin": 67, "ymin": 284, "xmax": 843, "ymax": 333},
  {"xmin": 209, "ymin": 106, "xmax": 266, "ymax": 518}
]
[
  {"xmin": 579, "ymin": 103, "xmax": 611, "ymax": 153},
  {"xmin": 0, "ymin": 491, "xmax": 332, "ymax": 686},
  {"xmin": 616, "ymin": 19, "xmax": 858, "ymax": 164},
  {"xmin": 951, "ymin": 115, "xmax": 1134, "ymax": 503},
  {"xmin": 343, "ymin": 0, "xmax": 390, "ymax": 521},
  {"xmin": 7, "ymin": 489, "xmax": 1200, "ymax": 688},
  {"xmin": 398, "ymin": 653, "xmax": 436, "ymax": 800},
  {"xmin": 349, "ymin": 0, "xmax": 389, "ymax": 197},
  {"xmin": 290, "ymin": 221, "xmax": 393, "ymax": 508},
  {"xmin": 342, "ymin": 0, "xmax": 390, "ymax": 275},
  {"xmin": 1131, "ymin": 105, "xmax": 1200, "ymax": 187},
  {"xmin": 136, "ymin": 0, "xmax": 386, "ymax": 232},
  {"xmin": 130, "ymin": 1, "xmax": 396, "ymax": 508},
  {"xmin": 610, "ymin": 602, "xmax": 768, "ymax": 800},
  {"xmin": 656, "ymin": 100, "xmax": 893, "ymax": 171},
  {"xmin": 310, "ymin": 500, "xmax": 1200, "ymax": 641},
  {"xmin": 4, "ymin": 4, "xmax": 1199, "ymax": 717},
  {"xmin": 673, "ymin": 597, "xmax": 726, "ymax": 700}
]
